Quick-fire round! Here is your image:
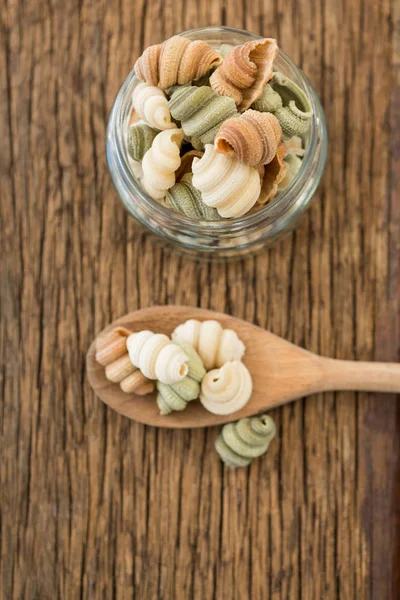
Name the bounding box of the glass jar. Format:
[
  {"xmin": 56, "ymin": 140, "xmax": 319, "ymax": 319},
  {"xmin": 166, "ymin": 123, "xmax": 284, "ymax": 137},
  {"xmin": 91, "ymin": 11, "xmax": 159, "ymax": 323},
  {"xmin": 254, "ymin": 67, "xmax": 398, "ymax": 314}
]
[{"xmin": 107, "ymin": 26, "xmax": 327, "ymax": 259}]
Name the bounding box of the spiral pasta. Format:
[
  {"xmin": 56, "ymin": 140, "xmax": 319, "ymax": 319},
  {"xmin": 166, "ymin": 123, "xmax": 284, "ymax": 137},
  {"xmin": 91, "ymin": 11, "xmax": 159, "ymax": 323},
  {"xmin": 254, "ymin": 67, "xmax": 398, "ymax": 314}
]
[
  {"xmin": 191, "ymin": 144, "xmax": 261, "ymax": 217},
  {"xmin": 157, "ymin": 378, "xmax": 200, "ymax": 415},
  {"xmin": 126, "ymin": 330, "xmax": 189, "ymax": 384},
  {"xmin": 95, "ymin": 326, "xmax": 132, "ymax": 366},
  {"xmin": 215, "ymin": 415, "xmax": 276, "ymax": 468},
  {"xmin": 141, "ymin": 129, "xmax": 184, "ymax": 199},
  {"xmin": 132, "ymin": 82, "xmax": 176, "ymax": 130},
  {"xmin": 168, "ymin": 85, "xmax": 238, "ymax": 149},
  {"xmin": 166, "ymin": 173, "xmax": 221, "ymax": 220},
  {"xmin": 127, "ymin": 123, "xmax": 158, "ymax": 161},
  {"xmin": 171, "ymin": 319, "xmax": 245, "ymax": 370},
  {"xmin": 95, "ymin": 327, "xmax": 154, "ymax": 395},
  {"xmin": 252, "ymin": 72, "xmax": 313, "ymax": 139},
  {"xmin": 210, "ymin": 38, "xmax": 278, "ymax": 110},
  {"xmin": 251, "ymin": 83, "xmax": 282, "ymax": 113},
  {"xmin": 134, "ymin": 35, "xmax": 222, "ymax": 88},
  {"xmin": 200, "ymin": 361, "xmax": 252, "ymax": 415},
  {"xmin": 156, "ymin": 341, "xmax": 206, "ymax": 415},
  {"xmin": 257, "ymin": 141, "xmax": 287, "ymax": 205},
  {"xmin": 215, "ymin": 110, "xmax": 282, "ymax": 166},
  {"xmin": 174, "ymin": 150, "xmax": 204, "ymax": 181},
  {"xmin": 128, "ymin": 156, "xmax": 144, "ymax": 179}
]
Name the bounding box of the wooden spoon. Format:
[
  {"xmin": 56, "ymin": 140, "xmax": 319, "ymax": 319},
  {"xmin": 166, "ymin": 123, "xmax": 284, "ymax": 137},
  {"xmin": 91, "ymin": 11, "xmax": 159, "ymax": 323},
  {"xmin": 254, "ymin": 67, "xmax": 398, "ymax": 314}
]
[{"xmin": 86, "ymin": 306, "xmax": 400, "ymax": 429}]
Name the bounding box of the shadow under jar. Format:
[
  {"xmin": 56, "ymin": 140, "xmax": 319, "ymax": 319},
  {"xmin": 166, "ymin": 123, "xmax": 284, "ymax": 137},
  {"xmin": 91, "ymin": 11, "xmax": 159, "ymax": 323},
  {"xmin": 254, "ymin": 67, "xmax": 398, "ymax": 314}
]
[{"xmin": 107, "ymin": 26, "xmax": 328, "ymax": 260}]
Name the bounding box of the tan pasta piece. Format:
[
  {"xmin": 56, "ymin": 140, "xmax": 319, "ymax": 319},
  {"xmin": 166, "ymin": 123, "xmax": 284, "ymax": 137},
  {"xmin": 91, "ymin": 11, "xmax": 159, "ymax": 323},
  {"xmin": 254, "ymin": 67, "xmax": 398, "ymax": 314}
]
[
  {"xmin": 210, "ymin": 38, "xmax": 278, "ymax": 110},
  {"xmin": 175, "ymin": 150, "xmax": 204, "ymax": 181},
  {"xmin": 254, "ymin": 163, "xmax": 265, "ymax": 179},
  {"xmin": 215, "ymin": 110, "xmax": 282, "ymax": 166},
  {"xmin": 257, "ymin": 142, "xmax": 287, "ymax": 205},
  {"xmin": 134, "ymin": 35, "xmax": 222, "ymax": 89},
  {"xmin": 95, "ymin": 327, "xmax": 132, "ymax": 366},
  {"xmin": 134, "ymin": 44, "xmax": 162, "ymax": 87},
  {"xmin": 95, "ymin": 327, "xmax": 154, "ymax": 396},
  {"xmin": 120, "ymin": 371, "xmax": 155, "ymax": 395},
  {"xmin": 105, "ymin": 354, "xmax": 136, "ymax": 382}
]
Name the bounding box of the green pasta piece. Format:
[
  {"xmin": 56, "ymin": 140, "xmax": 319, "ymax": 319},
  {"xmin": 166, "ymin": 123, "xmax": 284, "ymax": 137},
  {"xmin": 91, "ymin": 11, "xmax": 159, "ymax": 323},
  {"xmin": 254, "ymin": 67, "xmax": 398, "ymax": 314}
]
[
  {"xmin": 274, "ymin": 103, "xmax": 313, "ymax": 139},
  {"xmin": 251, "ymin": 83, "xmax": 283, "ymax": 113},
  {"xmin": 173, "ymin": 339, "xmax": 207, "ymax": 381},
  {"xmin": 271, "ymin": 72, "xmax": 312, "ymax": 112},
  {"xmin": 215, "ymin": 438, "xmax": 252, "ymax": 468},
  {"xmin": 271, "ymin": 72, "xmax": 313, "ymax": 139},
  {"xmin": 156, "ymin": 341, "xmax": 206, "ymax": 415},
  {"xmin": 251, "ymin": 71, "xmax": 313, "ymax": 139},
  {"xmin": 200, "ymin": 120, "xmax": 237, "ymax": 146},
  {"xmin": 127, "ymin": 124, "xmax": 158, "ymax": 161},
  {"xmin": 166, "ymin": 174, "xmax": 221, "ymax": 221},
  {"xmin": 164, "ymin": 85, "xmax": 179, "ymax": 97},
  {"xmin": 157, "ymin": 382, "xmax": 189, "ymax": 415},
  {"xmin": 169, "ymin": 86, "xmax": 210, "ymax": 120},
  {"xmin": 157, "ymin": 378, "xmax": 199, "ymax": 415},
  {"xmin": 190, "ymin": 136, "xmax": 205, "ymax": 151},
  {"xmin": 168, "ymin": 85, "xmax": 238, "ymax": 147},
  {"xmin": 215, "ymin": 414, "xmax": 276, "ymax": 468}
]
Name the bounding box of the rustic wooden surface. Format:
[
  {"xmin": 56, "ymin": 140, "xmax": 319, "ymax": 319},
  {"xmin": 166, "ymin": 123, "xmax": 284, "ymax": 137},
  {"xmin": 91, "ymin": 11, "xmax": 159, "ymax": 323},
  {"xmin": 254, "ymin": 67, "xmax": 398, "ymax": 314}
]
[{"xmin": 1, "ymin": 0, "xmax": 399, "ymax": 598}]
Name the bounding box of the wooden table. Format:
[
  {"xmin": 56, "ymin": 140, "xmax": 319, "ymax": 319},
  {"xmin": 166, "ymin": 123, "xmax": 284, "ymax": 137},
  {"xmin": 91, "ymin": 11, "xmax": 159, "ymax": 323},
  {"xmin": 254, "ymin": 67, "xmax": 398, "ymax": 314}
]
[{"xmin": 1, "ymin": 1, "xmax": 399, "ymax": 598}]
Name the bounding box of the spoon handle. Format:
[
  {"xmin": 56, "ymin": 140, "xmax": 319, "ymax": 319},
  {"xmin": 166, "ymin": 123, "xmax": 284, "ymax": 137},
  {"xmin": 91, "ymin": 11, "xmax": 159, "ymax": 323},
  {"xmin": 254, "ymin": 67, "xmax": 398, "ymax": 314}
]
[{"xmin": 321, "ymin": 358, "xmax": 400, "ymax": 393}]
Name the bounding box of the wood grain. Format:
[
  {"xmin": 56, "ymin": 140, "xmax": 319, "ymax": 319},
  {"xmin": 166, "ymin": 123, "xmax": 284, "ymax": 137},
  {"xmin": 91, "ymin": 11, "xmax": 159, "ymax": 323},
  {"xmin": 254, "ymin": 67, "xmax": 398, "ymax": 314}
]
[{"xmin": 0, "ymin": 0, "xmax": 398, "ymax": 598}]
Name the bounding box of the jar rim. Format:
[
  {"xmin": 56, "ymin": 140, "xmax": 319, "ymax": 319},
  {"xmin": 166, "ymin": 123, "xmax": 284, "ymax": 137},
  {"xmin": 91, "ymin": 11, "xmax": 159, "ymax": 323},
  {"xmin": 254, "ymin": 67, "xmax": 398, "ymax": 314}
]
[{"xmin": 107, "ymin": 25, "xmax": 327, "ymax": 247}]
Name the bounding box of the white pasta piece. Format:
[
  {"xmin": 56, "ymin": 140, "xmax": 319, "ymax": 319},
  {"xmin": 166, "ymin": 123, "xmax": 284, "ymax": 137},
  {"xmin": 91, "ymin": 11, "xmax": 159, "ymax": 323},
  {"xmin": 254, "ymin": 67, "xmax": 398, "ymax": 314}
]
[
  {"xmin": 126, "ymin": 330, "xmax": 189, "ymax": 384},
  {"xmin": 132, "ymin": 82, "xmax": 176, "ymax": 130},
  {"xmin": 200, "ymin": 361, "xmax": 252, "ymax": 415},
  {"xmin": 141, "ymin": 129, "xmax": 184, "ymax": 199},
  {"xmin": 127, "ymin": 330, "xmax": 155, "ymax": 366},
  {"xmin": 154, "ymin": 343, "xmax": 190, "ymax": 384},
  {"xmin": 217, "ymin": 329, "xmax": 246, "ymax": 367},
  {"xmin": 128, "ymin": 156, "xmax": 144, "ymax": 179},
  {"xmin": 171, "ymin": 319, "xmax": 245, "ymax": 370},
  {"xmin": 172, "ymin": 319, "xmax": 201, "ymax": 348},
  {"xmin": 197, "ymin": 320, "xmax": 222, "ymax": 371},
  {"xmin": 192, "ymin": 144, "xmax": 261, "ymax": 218}
]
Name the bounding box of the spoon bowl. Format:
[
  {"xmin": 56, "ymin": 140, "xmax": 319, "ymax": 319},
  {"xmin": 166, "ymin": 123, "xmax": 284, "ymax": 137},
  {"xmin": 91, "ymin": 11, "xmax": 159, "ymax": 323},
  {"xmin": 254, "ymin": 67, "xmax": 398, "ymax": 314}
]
[{"xmin": 87, "ymin": 306, "xmax": 400, "ymax": 428}]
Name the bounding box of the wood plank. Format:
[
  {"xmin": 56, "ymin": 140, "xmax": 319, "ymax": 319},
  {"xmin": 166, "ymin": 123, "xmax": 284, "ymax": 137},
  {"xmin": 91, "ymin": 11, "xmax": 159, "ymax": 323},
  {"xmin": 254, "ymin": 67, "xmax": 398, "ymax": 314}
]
[{"xmin": 0, "ymin": 0, "xmax": 398, "ymax": 597}]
